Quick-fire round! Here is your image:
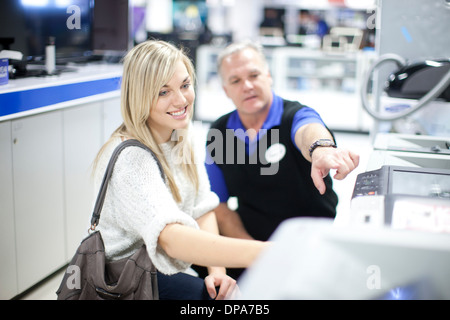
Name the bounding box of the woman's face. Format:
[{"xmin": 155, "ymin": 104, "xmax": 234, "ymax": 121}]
[{"xmin": 147, "ymin": 60, "xmax": 195, "ymax": 143}]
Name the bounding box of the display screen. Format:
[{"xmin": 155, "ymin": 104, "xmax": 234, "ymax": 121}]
[
  {"xmin": 376, "ymin": 278, "xmax": 439, "ymax": 300},
  {"xmin": 92, "ymin": 0, "xmax": 129, "ymax": 52},
  {"xmin": 0, "ymin": 0, "xmax": 93, "ymax": 63},
  {"xmin": 391, "ymin": 170, "xmax": 450, "ymax": 198}
]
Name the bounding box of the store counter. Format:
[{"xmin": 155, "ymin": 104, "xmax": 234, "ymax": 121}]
[
  {"xmin": 239, "ymin": 217, "xmax": 450, "ymax": 299},
  {"xmin": 0, "ymin": 63, "xmax": 123, "ymax": 299},
  {"xmin": 0, "ymin": 63, "xmax": 122, "ymax": 121},
  {"xmin": 238, "ymin": 132, "xmax": 450, "ymax": 299}
]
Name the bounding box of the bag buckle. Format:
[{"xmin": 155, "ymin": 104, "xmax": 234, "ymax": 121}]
[{"xmin": 88, "ymin": 224, "xmax": 97, "ymax": 234}]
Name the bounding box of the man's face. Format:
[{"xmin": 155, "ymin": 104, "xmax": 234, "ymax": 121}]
[{"xmin": 220, "ymin": 48, "xmax": 273, "ymax": 118}]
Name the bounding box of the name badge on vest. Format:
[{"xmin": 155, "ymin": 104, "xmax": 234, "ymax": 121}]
[{"xmin": 265, "ymin": 143, "xmax": 286, "ymax": 164}]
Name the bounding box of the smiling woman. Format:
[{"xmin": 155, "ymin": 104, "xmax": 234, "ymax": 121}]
[
  {"xmin": 101, "ymin": 40, "xmax": 199, "ymax": 202},
  {"xmin": 88, "ymin": 40, "xmax": 269, "ymax": 300},
  {"xmin": 148, "ymin": 64, "xmax": 195, "ymax": 142}
]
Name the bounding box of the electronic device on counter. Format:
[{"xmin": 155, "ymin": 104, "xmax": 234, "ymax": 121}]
[
  {"xmin": 0, "ymin": 0, "xmax": 129, "ymax": 77},
  {"xmin": 350, "ymin": 165, "xmax": 450, "ymax": 233}
]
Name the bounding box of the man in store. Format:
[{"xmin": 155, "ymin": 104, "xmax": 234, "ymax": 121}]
[{"xmin": 205, "ymin": 41, "xmax": 359, "ymax": 258}]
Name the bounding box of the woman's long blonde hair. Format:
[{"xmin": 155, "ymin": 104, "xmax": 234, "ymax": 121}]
[{"xmin": 94, "ymin": 40, "xmax": 198, "ymax": 202}]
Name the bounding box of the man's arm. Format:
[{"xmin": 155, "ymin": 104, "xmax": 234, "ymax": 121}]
[
  {"xmin": 294, "ymin": 122, "xmax": 359, "ymax": 195},
  {"xmin": 215, "ymin": 203, "xmax": 254, "ymax": 240},
  {"xmin": 205, "ymin": 157, "xmax": 254, "ymax": 240}
]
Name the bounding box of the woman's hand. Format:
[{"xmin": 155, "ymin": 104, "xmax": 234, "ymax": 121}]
[{"xmin": 204, "ymin": 272, "xmax": 240, "ymax": 300}]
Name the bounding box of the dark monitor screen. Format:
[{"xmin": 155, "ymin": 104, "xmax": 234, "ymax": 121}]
[
  {"xmin": 92, "ymin": 0, "xmax": 130, "ymax": 53},
  {"xmin": 391, "ymin": 169, "xmax": 450, "ymax": 198},
  {"xmin": 0, "ymin": 0, "xmax": 93, "ymax": 63}
]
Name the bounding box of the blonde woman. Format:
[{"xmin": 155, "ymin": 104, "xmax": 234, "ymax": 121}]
[{"xmin": 92, "ymin": 40, "xmax": 267, "ymax": 300}]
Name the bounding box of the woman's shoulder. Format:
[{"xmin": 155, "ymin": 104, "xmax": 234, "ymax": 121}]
[
  {"xmin": 188, "ymin": 124, "xmax": 209, "ymax": 162},
  {"xmin": 118, "ymin": 140, "xmax": 161, "ymax": 169},
  {"xmin": 98, "ymin": 137, "xmax": 161, "ymax": 176}
]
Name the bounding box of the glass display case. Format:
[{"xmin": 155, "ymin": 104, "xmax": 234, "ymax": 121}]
[
  {"xmin": 195, "ymin": 44, "xmax": 376, "ymax": 132},
  {"xmin": 271, "ymin": 47, "xmax": 376, "ymax": 132}
]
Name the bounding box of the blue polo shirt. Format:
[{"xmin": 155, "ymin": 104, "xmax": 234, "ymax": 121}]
[{"xmin": 206, "ymin": 92, "xmax": 325, "ymax": 202}]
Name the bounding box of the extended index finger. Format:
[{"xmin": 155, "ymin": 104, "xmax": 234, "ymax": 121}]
[{"xmin": 311, "ymin": 167, "xmax": 329, "ymax": 195}]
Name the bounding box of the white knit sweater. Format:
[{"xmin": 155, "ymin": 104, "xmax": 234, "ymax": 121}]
[{"xmin": 92, "ymin": 130, "xmax": 219, "ymax": 275}]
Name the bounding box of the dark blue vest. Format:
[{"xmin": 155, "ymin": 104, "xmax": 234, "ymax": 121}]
[{"xmin": 207, "ymin": 99, "xmax": 338, "ymax": 241}]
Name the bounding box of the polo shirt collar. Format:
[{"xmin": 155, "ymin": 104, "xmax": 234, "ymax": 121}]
[{"xmin": 226, "ymin": 91, "xmax": 283, "ymax": 137}]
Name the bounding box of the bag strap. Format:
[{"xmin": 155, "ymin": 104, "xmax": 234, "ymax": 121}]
[{"xmin": 90, "ymin": 139, "xmax": 164, "ymax": 230}]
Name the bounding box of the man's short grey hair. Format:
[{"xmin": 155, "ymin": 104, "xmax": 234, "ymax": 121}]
[{"xmin": 217, "ymin": 40, "xmax": 269, "ymax": 80}]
